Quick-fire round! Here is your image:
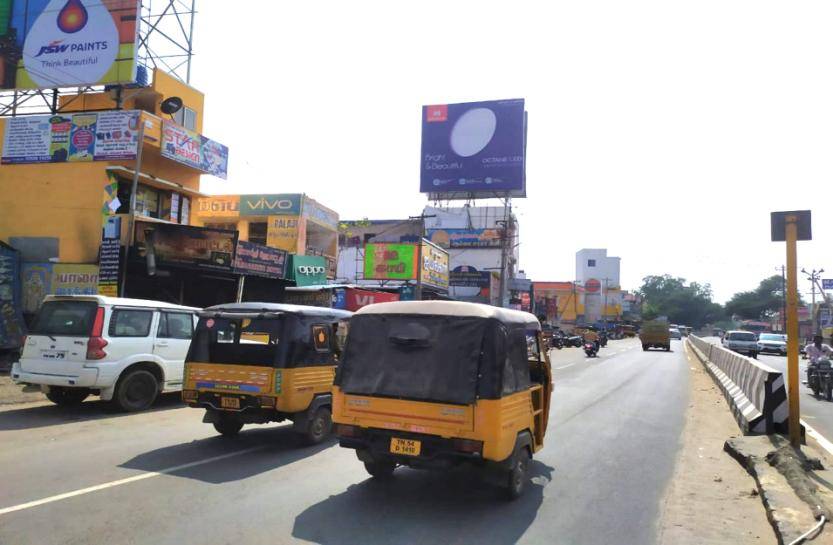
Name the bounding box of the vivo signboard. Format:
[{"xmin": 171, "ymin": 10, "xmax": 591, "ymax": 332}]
[{"xmin": 420, "ymin": 99, "xmax": 526, "ymax": 199}]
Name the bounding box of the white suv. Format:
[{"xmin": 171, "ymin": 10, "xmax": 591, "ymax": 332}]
[
  {"xmin": 11, "ymin": 295, "xmax": 199, "ymax": 411},
  {"xmin": 721, "ymin": 330, "xmax": 759, "ymax": 359}
]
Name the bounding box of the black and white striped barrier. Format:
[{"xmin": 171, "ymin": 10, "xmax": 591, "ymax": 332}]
[{"xmin": 688, "ymin": 335, "xmax": 789, "ymax": 435}]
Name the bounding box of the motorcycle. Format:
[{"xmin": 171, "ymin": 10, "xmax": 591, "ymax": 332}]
[
  {"xmin": 807, "ymin": 358, "xmax": 833, "ymax": 400},
  {"xmin": 566, "ymin": 335, "xmax": 583, "ymax": 347},
  {"xmin": 584, "ymin": 341, "xmax": 599, "ymax": 358},
  {"xmin": 550, "ymin": 335, "xmax": 564, "ymax": 350},
  {"xmin": 600, "ymin": 334, "xmax": 608, "ymax": 347}
]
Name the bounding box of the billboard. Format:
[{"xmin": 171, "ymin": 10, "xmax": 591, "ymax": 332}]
[
  {"xmin": 233, "ymin": 240, "xmax": 287, "ymax": 279},
  {"xmin": 364, "ymin": 243, "xmax": 418, "ymax": 281},
  {"xmin": 197, "ymin": 195, "xmax": 240, "ymax": 218},
  {"xmin": 161, "ymin": 120, "xmax": 229, "ymax": 179},
  {"xmin": 342, "ymin": 288, "xmax": 399, "ymax": 311},
  {"xmin": 2, "ymin": 110, "xmax": 140, "ymax": 164},
  {"xmin": 427, "ymin": 228, "xmax": 502, "ymax": 249},
  {"xmin": 420, "ymin": 99, "xmax": 526, "ymax": 199},
  {"xmin": 450, "ymin": 265, "xmax": 491, "ymax": 287},
  {"xmin": 1, "ymin": 0, "xmax": 140, "ymax": 90},
  {"xmin": 240, "ymin": 194, "xmax": 302, "ymax": 216},
  {"xmin": 133, "ymin": 221, "xmax": 237, "ymax": 272},
  {"xmin": 420, "ymin": 240, "xmax": 449, "ymax": 290}
]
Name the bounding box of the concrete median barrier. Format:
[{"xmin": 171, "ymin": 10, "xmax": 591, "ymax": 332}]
[{"xmin": 688, "ymin": 335, "xmax": 788, "ymax": 435}]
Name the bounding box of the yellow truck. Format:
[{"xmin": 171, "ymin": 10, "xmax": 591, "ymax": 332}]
[{"xmin": 639, "ymin": 321, "xmax": 670, "ymax": 352}]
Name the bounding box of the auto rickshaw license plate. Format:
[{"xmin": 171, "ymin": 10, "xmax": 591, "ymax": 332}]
[
  {"xmin": 390, "ymin": 438, "xmax": 421, "ymax": 456},
  {"xmin": 220, "ymin": 397, "xmax": 240, "ymax": 409}
]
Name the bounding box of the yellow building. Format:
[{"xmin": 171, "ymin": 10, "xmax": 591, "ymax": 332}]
[
  {"xmin": 533, "ymin": 282, "xmax": 586, "ymax": 324},
  {"xmin": 194, "ymin": 194, "xmax": 339, "ymax": 278},
  {"xmin": 0, "ymin": 68, "xmax": 228, "ymax": 310}
]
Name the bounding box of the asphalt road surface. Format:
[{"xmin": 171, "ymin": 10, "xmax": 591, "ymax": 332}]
[{"xmin": 0, "ymin": 338, "xmax": 689, "ymax": 545}]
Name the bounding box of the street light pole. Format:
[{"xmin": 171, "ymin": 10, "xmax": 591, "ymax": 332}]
[
  {"xmin": 802, "ymin": 268, "xmax": 825, "ymax": 334},
  {"xmin": 785, "ymin": 218, "xmax": 801, "ymax": 447}
]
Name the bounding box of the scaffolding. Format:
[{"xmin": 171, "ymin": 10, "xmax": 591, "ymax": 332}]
[{"xmin": 0, "ymin": 0, "xmax": 196, "ymax": 117}]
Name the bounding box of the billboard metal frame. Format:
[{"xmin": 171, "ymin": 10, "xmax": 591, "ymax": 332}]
[{"xmin": 0, "ymin": 0, "xmax": 196, "ymax": 117}]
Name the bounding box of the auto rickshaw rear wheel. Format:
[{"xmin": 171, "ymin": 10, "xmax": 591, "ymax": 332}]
[
  {"xmin": 213, "ymin": 415, "xmax": 244, "ymax": 437},
  {"xmin": 364, "ymin": 459, "xmax": 396, "ymax": 479},
  {"xmin": 505, "ymin": 445, "xmax": 531, "ymax": 501},
  {"xmin": 303, "ymin": 406, "xmax": 332, "ymax": 445}
]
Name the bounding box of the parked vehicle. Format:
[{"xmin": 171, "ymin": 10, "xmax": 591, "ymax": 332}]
[
  {"xmin": 333, "ymin": 301, "xmax": 552, "ymax": 500},
  {"xmin": 565, "ymin": 334, "xmax": 583, "ymax": 347},
  {"xmin": 807, "ymin": 359, "xmax": 833, "ymax": 400},
  {"xmin": 640, "ymin": 320, "xmax": 670, "ymax": 351},
  {"xmin": 721, "ymin": 330, "xmax": 759, "ymax": 358},
  {"xmin": 669, "ymin": 328, "xmax": 682, "ymax": 340},
  {"xmin": 550, "ymin": 333, "xmax": 564, "ymax": 350},
  {"xmin": 11, "ymin": 295, "xmax": 200, "ymax": 411},
  {"xmin": 757, "ymin": 333, "xmax": 787, "ymax": 356},
  {"xmin": 183, "ymin": 303, "xmax": 352, "ymax": 442},
  {"xmin": 584, "ymin": 341, "xmax": 599, "ymax": 357}
]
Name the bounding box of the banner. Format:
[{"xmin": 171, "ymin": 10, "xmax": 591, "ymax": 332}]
[
  {"xmin": 421, "ymin": 99, "xmax": 526, "ymax": 199},
  {"xmin": 450, "ymin": 265, "xmax": 491, "ymax": 287},
  {"xmin": 240, "ymin": 194, "xmax": 302, "ymax": 216},
  {"xmin": 133, "ymin": 221, "xmax": 237, "ymax": 272},
  {"xmin": 266, "ymin": 215, "xmax": 301, "ymax": 253},
  {"xmin": 427, "ymin": 228, "xmax": 501, "ymax": 249},
  {"xmin": 161, "ymin": 120, "xmax": 229, "ymax": 179},
  {"xmin": 98, "ymin": 216, "xmax": 121, "ymax": 297},
  {"xmin": 343, "ymin": 288, "xmax": 399, "ymax": 311},
  {"xmin": 0, "ymin": 242, "xmax": 26, "ymax": 349},
  {"xmin": 420, "ymin": 240, "xmax": 449, "ymax": 290},
  {"xmin": 2, "ymin": 110, "xmax": 140, "ymax": 164},
  {"xmin": 21, "ymin": 263, "xmax": 52, "ymax": 313},
  {"xmin": 287, "ymin": 255, "xmax": 327, "ymax": 287},
  {"xmin": 1, "ymin": 0, "xmax": 140, "ymax": 90},
  {"xmin": 233, "ymin": 240, "xmax": 287, "ymax": 279},
  {"xmin": 52, "ymin": 264, "xmax": 98, "ymax": 295},
  {"xmin": 364, "ymin": 243, "xmax": 417, "ymax": 281}
]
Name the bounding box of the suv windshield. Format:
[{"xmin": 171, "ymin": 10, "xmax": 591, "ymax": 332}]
[
  {"xmin": 759, "ymin": 334, "xmax": 785, "ymax": 342},
  {"xmin": 30, "ymin": 300, "xmax": 97, "ymax": 337},
  {"xmin": 728, "ymin": 332, "xmax": 757, "ymax": 342},
  {"xmin": 188, "ymin": 316, "xmax": 285, "ymax": 366}
]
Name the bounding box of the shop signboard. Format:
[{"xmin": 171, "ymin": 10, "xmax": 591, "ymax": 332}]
[
  {"xmin": 332, "ymin": 288, "xmax": 347, "ymax": 309},
  {"xmin": 266, "ymin": 216, "xmax": 301, "ymax": 253},
  {"xmin": 98, "ymin": 216, "xmax": 121, "ymax": 297},
  {"xmin": 240, "ymin": 194, "xmax": 302, "ymax": 216},
  {"xmin": 823, "ymin": 279, "xmax": 833, "ymax": 290},
  {"xmin": 287, "ymin": 255, "xmax": 327, "ymax": 287},
  {"xmin": 1, "ymin": 0, "xmax": 141, "ymax": 91},
  {"xmin": 420, "ymin": 99, "xmax": 526, "ymax": 199},
  {"xmin": 364, "ymin": 243, "xmax": 417, "ymax": 281},
  {"xmin": 420, "ymin": 240, "xmax": 449, "ymax": 291},
  {"xmin": 133, "ymin": 221, "xmax": 237, "ymax": 272},
  {"xmin": 197, "ymin": 195, "xmax": 240, "ymax": 218},
  {"xmin": 343, "ymin": 288, "xmax": 399, "ymax": 311},
  {"xmin": 282, "ymin": 290, "xmax": 332, "ymax": 308},
  {"xmin": 161, "ymin": 120, "xmax": 229, "ymax": 179},
  {"xmin": 0, "ymin": 242, "xmax": 26, "ymax": 349},
  {"xmin": 303, "ymin": 198, "xmax": 339, "ymax": 229},
  {"xmin": 427, "ymin": 228, "xmax": 502, "ymax": 249},
  {"xmin": 233, "ymin": 240, "xmax": 287, "ymax": 279},
  {"xmin": 2, "ymin": 110, "xmax": 140, "ymax": 164},
  {"xmin": 450, "ymin": 265, "xmax": 491, "ymax": 287},
  {"xmin": 52, "ymin": 264, "xmax": 98, "ymax": 295},
  {"xmin": 21, "ymin": 263, "xmax": 52, "ymax": 313}
]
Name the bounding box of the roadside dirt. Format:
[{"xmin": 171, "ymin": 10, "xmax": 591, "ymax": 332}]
[
  {"xmin": 658, "ymin": 344, "xmax": 776, "ymax": 545},
  {"xmin": 0, "ymin": 375, "xmax": 45, "ymax": 405}
]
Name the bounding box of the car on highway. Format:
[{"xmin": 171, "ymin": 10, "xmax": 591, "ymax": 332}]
[
  {"xmin": 721, "ymin": 330, "xmax": 759, "ymax": 359},
  {"xmin": 333, "ymin": 301, "xmax": 552, "ymax": 500},
  {"xmin": 757, "ymin": 333, "xmax": 787, "ymax": 356},
  {"xmin": 183, "ymin": 303, "xmax": 352, "ymax": 442},
  {"xmin": 11, "ymin": 295, "xmax": 200, "ymax": 411},
  {"xmin": 669, "ymin": 328, "xmax": 682, "ymax": 340}
]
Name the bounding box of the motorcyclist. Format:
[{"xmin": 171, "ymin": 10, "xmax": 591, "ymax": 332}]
[
  {"xmin": 599, "ymin": 329, "xmax": 608, "ymax": 346},
  {"xmin": 806, "ymin": 335, "xmax": 833, "ymax": 364},
  {"xmin": 583, "ymin": 327, "xmax": 600, "ymax": 350}
]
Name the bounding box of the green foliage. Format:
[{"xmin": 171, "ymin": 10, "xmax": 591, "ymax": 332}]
[
  {"xmin": 637, "ymin": 275, "xmax": 725, "ymax": 328},
  {"xmin": 724, "ymin": 274, "xmax": 799, "ymax": 320}
]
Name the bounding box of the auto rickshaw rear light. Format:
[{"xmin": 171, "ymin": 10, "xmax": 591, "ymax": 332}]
[
  {"xmin": 335, "ymin": 424, "xmax": 360, "ymax": 438},
  {"xmin": 453, "ymin": 438, "xmax": 483, "ymax": 454},
  {"xmin": 259, "ymin": 396, "xmax": 274, "ymax": 407}
]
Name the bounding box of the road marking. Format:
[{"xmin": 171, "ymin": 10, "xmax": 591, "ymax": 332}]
[
  {"xmin": 0, "ymin": 445, "xmax": 264, "ymax": 517},
  {"xmin": 802, "ymin": 420, "xmax": 833, "ymax": 457}
]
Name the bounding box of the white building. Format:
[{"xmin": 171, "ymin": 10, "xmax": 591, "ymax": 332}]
[{"xmin": 576, "ymin": 248, "xmax": 621, "ymax": 323}]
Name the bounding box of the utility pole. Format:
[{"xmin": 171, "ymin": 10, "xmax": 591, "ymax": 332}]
[
  {"xmin": 778, "ymin": 265, "xmax": 786, "ymax": 333},
  {"xmin": 496, "ymin": 196, "xmax": 512, "ymax": 308},
  {"xmin": 802, "ymin": 268, "xmax": 825, "ymax": 334},
  {"xmin": 119, "ymin": 122, "xmax": 146, "ymax": 298},
  {"xmin": 408, "ymin": 213, "xmax": 435, "ymax": 301}
]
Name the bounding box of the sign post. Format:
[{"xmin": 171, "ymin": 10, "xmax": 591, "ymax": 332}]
[{"xmin": 771, "ymin": 210, "xmax": 812, "ymax": 447}]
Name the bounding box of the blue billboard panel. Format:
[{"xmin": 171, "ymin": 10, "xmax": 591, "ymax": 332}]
[{"xmin": 420, "ymin": 99, "xmax": 526, "ymax": 199}]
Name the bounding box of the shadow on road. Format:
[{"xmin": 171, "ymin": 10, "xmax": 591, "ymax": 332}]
[
  {"xmin": 0, "ymin": 393, "xmax": 184, "ymax": 431},
  {"xmin": 120, "ymin": 425, "xmax": 335, "ymax": 484},
  {"xmin": 292, "ymin": 460, "xmax": 553, "ymax": 545}
]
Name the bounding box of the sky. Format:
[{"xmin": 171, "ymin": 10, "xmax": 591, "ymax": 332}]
[{"xmin": 187, "ymin": 1, "xmax": 832, "ymax": 304}]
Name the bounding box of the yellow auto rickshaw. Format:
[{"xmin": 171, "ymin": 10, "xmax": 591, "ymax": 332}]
[
  {"xmin": 182, "ymin": 303, "xmax": 352, "ymax": 443},
  {"xmin": 332, "ymin": 301, "xmax": 552, "ymax": 499}
]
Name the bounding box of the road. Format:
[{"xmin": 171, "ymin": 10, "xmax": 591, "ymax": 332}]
[{"xmin": 0, "ymin": 338, "xmax": 689, "ymax": 545}]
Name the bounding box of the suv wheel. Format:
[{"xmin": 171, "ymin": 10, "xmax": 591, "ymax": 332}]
[
  {"xmin": 114, "ymin": 369, "xmax": 159, "ymax": 412},
  {"xmin": 45, "ymin": 387, "xmax": 90, "ymax": 406}
]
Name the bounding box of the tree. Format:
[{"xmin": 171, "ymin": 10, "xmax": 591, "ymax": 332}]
[
  {"xmin": 637, "ymin": 275, "xmax": 725, "ymax": 328},
  {"xmin": 724, "ymin": 275, "xmax": 799, "ymax": 320}
]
